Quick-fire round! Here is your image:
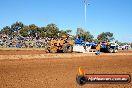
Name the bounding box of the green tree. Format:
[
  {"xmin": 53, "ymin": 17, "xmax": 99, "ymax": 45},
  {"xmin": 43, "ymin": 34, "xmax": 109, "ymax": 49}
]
[
  {"xmin": 76, "ymin": 28, "xmax": 94, "ymax": 42},
  {"xmin": 82, "ymin": 31, "xmax": 94, "ymax": 42},
  {"xmin": 39, "ymin": 27, "xmax": 47, "ymax": 37},
  {"xmin": 76, "ymin": 28, "xmax": 84, "ymax": 38},
  {"xmin": 58, "ymin": 30, "xmax": 67, "ymax": 37},
  {"xmin": 28, "ymin": 24, "xmax": 39, "ymax": 37},
  {"xmin": 97, "ymin": 32, "xmax": 114, "ymax": 42},
  {"xmin": 45, "ymin": 23, "xmax": 59, "ymax": 38},
  {"xmin": 19, "ymin": 26, "xmax": 30, "ymax": 37},
  {"xmin": 65, "ymin": 29, "xmax": 72, "ymax": 33},
  {"xmin": 93, "ymin": 39, "xmax": 99, "ymax": 43},
  {"xmin": 58, "ymin": 29, "xmax": 72, "ymax": 37},
  {"xmin": 0, "ymin": 26, "xmax": 11, "ymax": 35},
  {"xmin": 11, "ymin": 21, "xmax": 24, "ymax": 34}
]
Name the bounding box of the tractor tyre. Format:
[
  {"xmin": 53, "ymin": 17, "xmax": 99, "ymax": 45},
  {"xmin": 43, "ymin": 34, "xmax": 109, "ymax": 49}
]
[
  {"xmin": 45, "ymin": 46, "xmax": 50, "ymax": 53},
  {"xmin": 76, "ymin": 75, "xmax": 87, "ymax": 85},
  {"xmin": 113, "ymin": 49, "xmax": 118, "ymax": 53},
  {"xmin": 108, "ymin": 48, "xmax": 114, "ymax": 53},
  {"xmin": 62, "ymin": 43, "xmax": 73, "ymax": 53}
]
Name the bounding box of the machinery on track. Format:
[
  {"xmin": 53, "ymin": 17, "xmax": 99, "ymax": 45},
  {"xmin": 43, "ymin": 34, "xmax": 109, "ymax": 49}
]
[
  {"xmin": 47, "ymin": 36, "xmax": 119, "ymax": 53},
  {"xmin": 47, "ymin": 38, "xmax": 74, "ymax": 53},
  {"xmin": 73, "ymin": 37, "xmax": 119, "ymax": 53},
  {"xmin": 100, "ymin": 42, "xmax": 118, "ymax": 53},
  {"xmin": 73, "ymin": 37, "xmax": 96, "ymax": 53}
]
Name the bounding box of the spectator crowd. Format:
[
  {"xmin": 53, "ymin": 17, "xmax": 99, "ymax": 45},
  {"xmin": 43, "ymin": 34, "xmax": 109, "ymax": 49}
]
[{"xmin": 0, "ymin": 34, "xmax": 53, "ymax": 48}]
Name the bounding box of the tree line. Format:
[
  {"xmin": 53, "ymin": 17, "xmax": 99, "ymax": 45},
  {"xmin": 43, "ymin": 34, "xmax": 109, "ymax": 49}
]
[
  {"xmin": 1, "ymin": 21, "xmax": 129, "ymax": 45},
  {"xmin": 0, "ymin": 22, "xmax": 72, "ymax": 38}
]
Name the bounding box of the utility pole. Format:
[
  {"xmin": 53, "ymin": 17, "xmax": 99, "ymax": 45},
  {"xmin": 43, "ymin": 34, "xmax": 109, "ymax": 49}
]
[
  {"xmin": 84, "ymin": 0, "xmax": 90, "ymax": 29},
  {"xmin": 84, "ymin": 0, "xmax": 87, "ymax": 26}
]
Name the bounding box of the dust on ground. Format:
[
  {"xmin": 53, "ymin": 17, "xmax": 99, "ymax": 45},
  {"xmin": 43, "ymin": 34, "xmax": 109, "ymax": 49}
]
[{"xmin": 0, "ymin": 50, "xmax": 132, "ymax": 88}]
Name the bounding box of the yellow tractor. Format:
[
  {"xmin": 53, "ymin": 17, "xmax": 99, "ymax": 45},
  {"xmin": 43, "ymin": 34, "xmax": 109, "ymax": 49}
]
[{"xmin": 47, "ymin": 37, "xmax": 74, "ymax": 53}]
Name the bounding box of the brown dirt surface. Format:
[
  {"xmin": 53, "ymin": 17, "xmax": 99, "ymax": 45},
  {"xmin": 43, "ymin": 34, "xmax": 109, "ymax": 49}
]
[
  {"xmin": 0, "ymin": 48, "xmax": 46, "ymax": 55},
  {"xmin": 0, "ymin": 49, "xmax": 132, "ymax": 88}
]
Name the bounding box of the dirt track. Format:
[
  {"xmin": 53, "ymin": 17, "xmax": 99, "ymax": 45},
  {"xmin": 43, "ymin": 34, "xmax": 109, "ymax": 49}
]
[{"xmin": 0, "ymin": 50, "xmax": 132, "ymax": 88}]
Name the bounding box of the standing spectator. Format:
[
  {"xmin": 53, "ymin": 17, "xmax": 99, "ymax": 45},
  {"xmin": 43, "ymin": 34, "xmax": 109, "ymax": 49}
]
[{"xmin": 96, "ymin": 42, "xmax": 101, "ymax": 55}]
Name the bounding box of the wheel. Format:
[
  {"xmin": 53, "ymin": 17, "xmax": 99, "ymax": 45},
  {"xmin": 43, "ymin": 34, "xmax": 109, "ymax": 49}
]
[
  {"xmin": 113, "ymin": 49, "xmax": 118, "ymax": 53},
  {"xmin": 62, "ymin": 43, "xmax": 73, "ymax": 53},
  {"xmin": 76, "ymin": 75, "xmax": 87, "ymax": 85},
  {"xmin": 108, "ymin": 48, "xmax": 114, "ymax": 53}
]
